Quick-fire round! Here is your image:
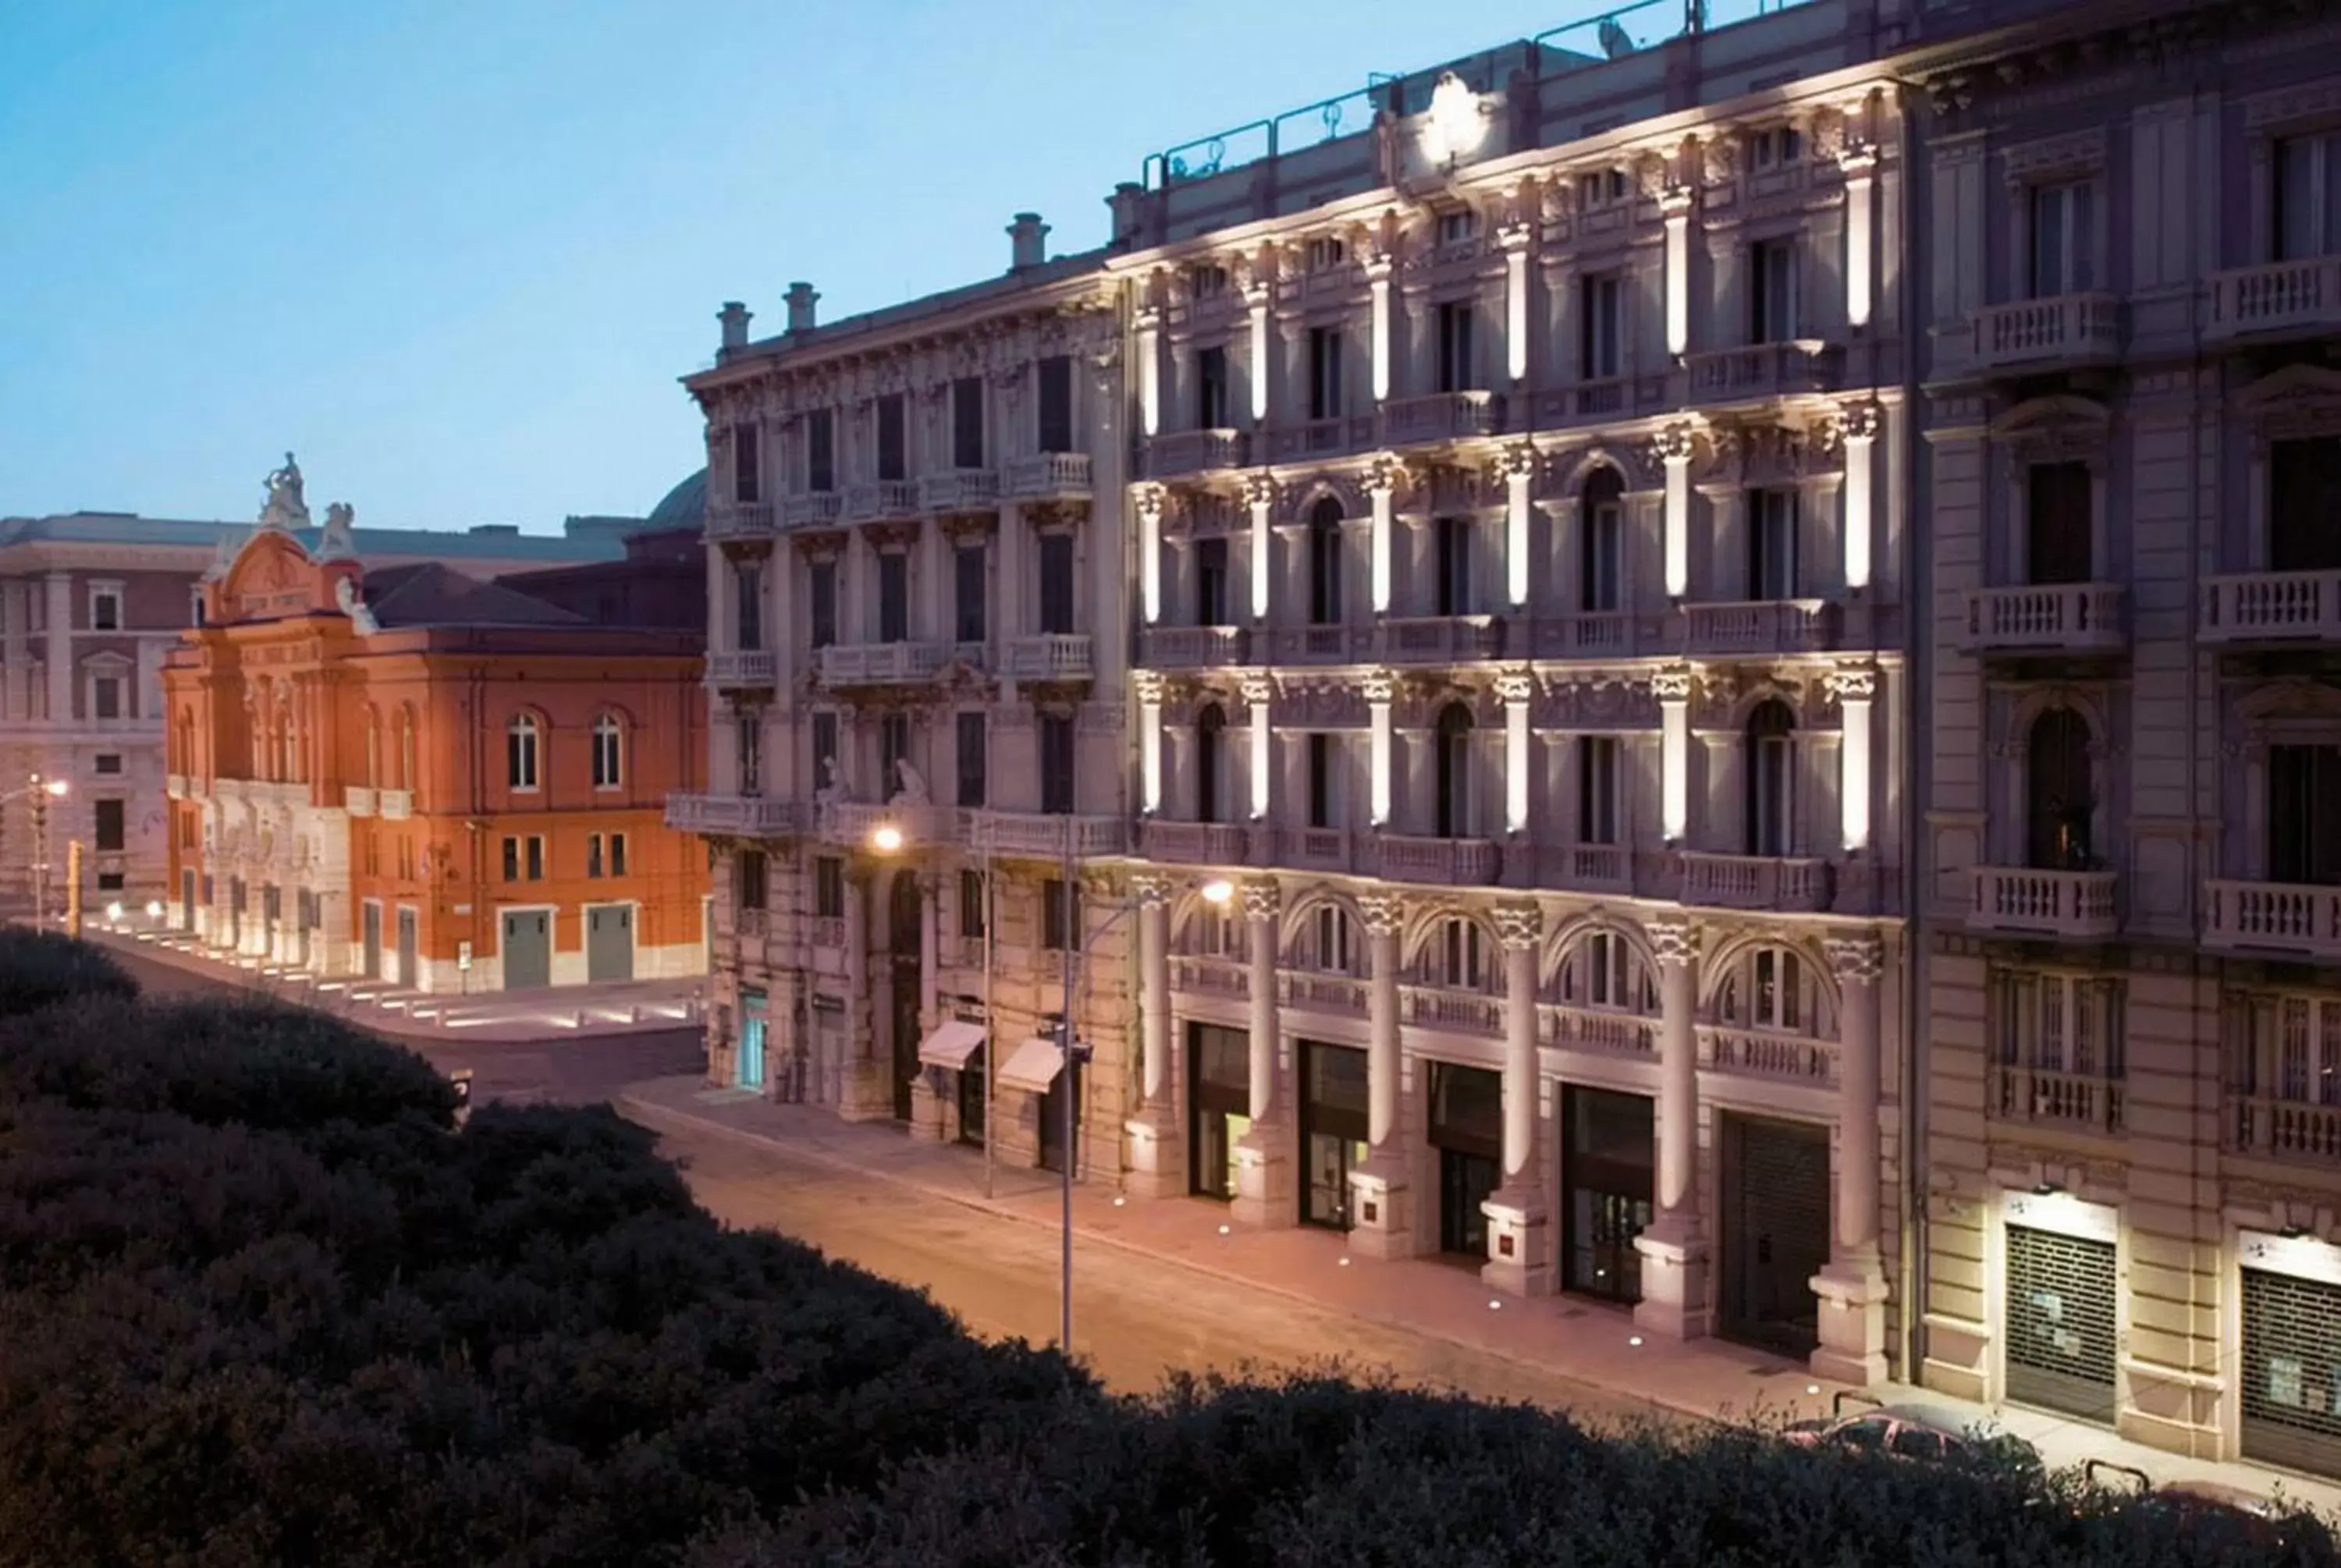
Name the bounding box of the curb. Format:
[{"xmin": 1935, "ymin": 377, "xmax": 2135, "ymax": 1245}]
[{"xmin": 617, "ymin": 1090, "xmax": 1731, "ymax": 1430}]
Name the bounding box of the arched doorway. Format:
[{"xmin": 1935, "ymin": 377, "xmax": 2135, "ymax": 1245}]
[
  {"xmin": 888, "ymin": 869, "xmax": 923, "ymax": 1121},
  {"xmin": 2026, "ymin": 708, "xmax": 2094, "ymax": 870}
]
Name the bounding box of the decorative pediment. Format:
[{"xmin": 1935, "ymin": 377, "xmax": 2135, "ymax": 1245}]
[
  {"xmin": 2238, "ymin": 678, "xmax": 2341, "ymax": 746},
  {"xmin": 1986, "ymin": 394, "xmax": 2111, "ymax": 461},
  {"xmin": 2235, "ymin": 363, "xmax": 2341, "ymax": 440}
]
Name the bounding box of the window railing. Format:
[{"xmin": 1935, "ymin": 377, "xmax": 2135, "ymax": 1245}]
[
  {"xmin": 2227, "ymin": 1094, "xmax": 2341, "ymax": 1164},
  {"xmin": 1700, "ymin": 1024, "xmax": 1836, "ymax": 1085},
  {"xmin": 1540, "ymin": 1002, "xmax": 1654, "ymax": 1057},
  {"xmin": 1398, "ymin": 983, "xmax": 1503, "ymax": 1035},
  {"xmin": 1994, "ymin": 1064, "xmax": 2123, "ymax": 1134}
]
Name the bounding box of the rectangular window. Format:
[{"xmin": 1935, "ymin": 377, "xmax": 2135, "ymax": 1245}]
[
  {"xmin": 1037, "ymin": 532, "xmax": 1075, "ymax": 635},
  {"xmin": 502, "ymin": 837, "xmax": 520, "ymax": 882},
  {"xmin": 1750, "ymin": 126, "xmax": 1803, "ymax": 169},
  {"xmin": 2028, "ymin": 181, "xmax": 2097, "ymax": 297},
  {"xmin": 587, "ymin": 833, "xmax": 605, "ymax": 878},
  {"xmin": 1192, "ymin": 263, "xmax": 1230, "ymax": 297},
  {"xmin": 810, "ymin": 711, "xmax": 837, "ymax": 793},
  {"xmin": 2269, "ymin": 437, "xmax": 2341, "ymax": 574},
  {"xmin": 94, "ymin": 754, "xmax": 121, "ymax": 775},
  {"xmin": 2026, "ymin": 460, "xmax": 2093, "ymax": 584},
  {"xmin": 734, "ymin": 563, "xmax": 764, "ymax": 651},
  {"xmin": 876, "ymin": 393, "xmax": 907, "ymax": 481},
  {"xmin": 1307, "ymin": 733, "xmax": 1334, "ymax": 829},
  {"xmin": 737, "ymin": 714, "xmax": 762, "ymax": 795},
  {"xmin": 1749, "ymin": 238, "xmax": 1798, "ymax": 343},
  {"xmin": 951, "ymin": 376, "xmax": 985, "ymax": 468},
  {"xmin": 1749, "ymin": 731, "xmax": 1794, "ymax": 857},
  {"xmin": 808, "ymin": 559, "xmax": 837, "ymax": 649},
  {"xmin": 806, "ymin": 408, "xmax": 836, "ymax": 492},
  {"xmin": 2270, "ymin": 743, "xmax": 2341, "ymax": 886},
  {"xmin": 814, "ymin": 856, "xmax": 844, "ymax": 919},
  {"xmin": 508, "ymin": 722, "xmax": 538, "ymax": 790},
  {"xmin": 879, "ymin": 713, "xmax": 910, "ymax": 795},
  {"xmin": 877, "ymin": 552, "xmax": 909, "ymax": 643},
  {"xmin": 190, "ymin": 587, "xmax": 205, "ymax": 627},
  {"xmin": 1582, "ymin": 493, "xmax": 1622, "ymax": 612},
  {"xmin": 2275, "ymin": 133, "xmax": 2341, "ymax": 262},
  {"xmin": 610, "ymin": 832, "xmax": 627, "ymax": 877},
  {"xmin": 591, "ymin": 723, "xmax": 620, "ymax": 789},
  {"xmin": 1042, "ymin": 877, "xmax": 1081, "ymax": 950},
  {"xmin": 1578, "ymin": 737, "xmax": 1620, "ymax": 844},
  {"xmin": 959, "ymin": 868, "xmax": 988, "ymax": 939},
  {"xmin": 1436, "ymin": 515, "xmax": 1472, "ymax": 616},
  {"xmin": 526, "ymin": 836, "xmax": 545, "ymax": 881},
  {"xmin": 957, "ymin": 711, "xmax": 987, "ymax": 807},
  {"xmin": 1993, "ymin": 970, "xmax": 2125, "ymax": 1079},
  {"xmin": 1437, "ymin": 300, "xmax": 1475, "ymax": 393},
  {"xmin": 1746, "ymin": 489, "xmax": 1799, "ymax": 600},
  {"xmin": 91, "ymin": 585, "xmax": 122, "ymax": 631},
  {"xmin": 92, "ymin": 677, "xmax": 121, "ymax": 721},
  {"xmin": 733, "ymin": 424, "xmax": 762, "ymax": 504},
  {"xmin": 1039, "ymin": 713, "xmax": 1075, "ymax": 815},
  {"xmin": 1307, "ymin": 326, "xmax": 1344, "ymax": 420},
  {"xmin": 1196, "ymin": 343, "xmax": 1230, "ymax": 429},
  {"xmin": 1306, "ymin": 236, "xmax": 1346, "ymax": 272},
  {"xmin": 1309, "ymin": 516, "xmax": 1343, "ymax": 625},
  {"xmin": 93, "ymin": 798, "xmax": 125, "ymax": 852},
  {"xmin": 1195, "ymin": 537, "xmax": 1229, "ymax": 626},
  {"xmin": 1438, "ymin": 208, "xmax": 1478, "ymax": 247},
  {"xmin": 954, "ymin": 544, "xmax": 987, "ymax": 643},
  {"xmin": 97, "ymin": 871, "xmax": 123, "ymax": 892},
  {"xmin": 1579, "ymin": 169, "xmax": 1629, "ymax": 208},
  {"xmin": 1036, "ymin": 355, "xmax": 1075, "ymax": 453},
  {"xmin": 1581, "ymin": 273, "xmax": 1622, "ymax": 378},
  {"xmin": 737, "ymin": 849, "xmax": 769, "ymax": 910}
]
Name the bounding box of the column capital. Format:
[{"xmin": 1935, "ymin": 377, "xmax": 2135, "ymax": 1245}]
[
  {"xmin": 1838, "ymin": 141, "xmax": 1879, "ymax": 179},
  {"xmin": 1131, "ymin": 872, "xmax": 1175, "ymax": 908},
  {"xmin": 1135, "ymin": 483, "xmax": 1167, "ymax": 521},
  {"xmin": 1824, "ymin": 931, "xmax": 1887, "ymax": 984},
  {"xmin": 1651, "ymin": 665, "xmax": 1695, "ymax": 704},
  {"xmin": 1243, "ymin": 471, "xmax": 1279, "ymax": 510},
  {"xmin": 1365, "ymin": 452, "xmax": 1404, "ymax": 495},
  {"xmin": 1824, "ymin": 665, "xmax": 1879, "ymax": 705},
  {"xmin": 1499, "ymin": 441, "xmax": 1539, "ymax": 483},
  {"xmin": 1491, "ymin": 903, "xmax": 1543, "ymax": 950},
  {"xmin": 1647, "ymin": 917, "xmax": 1700, "ymax": 967},
  {"xmin": 1135, "ymin": 672, "xmax": 1167, "ymax": 705},
  {"xmin": 1358, "ymin": 892, "xmax": 1406, "ymax": 936},
  {"xmin": 1834, "ymin": 397, "xmax": 1885, "ymax": 447},
  {"xmin": 1494, "ymin": 669, "xmax": 1536, "ymax": 706},
  {"xmin": 1240, "ymin": 878, "xmax": 1281, "ymax": 923},
  {"xmin": 1239, "ymin": 676, "xmax": 1275, "ymax": 708},
  {"xmin": 1361, "ymin": 669, "xmax": 1398, "ymax": 704},
  {"xmin": 1650, "ymin": 420, "xmax": 1699, "ymax": 468}
]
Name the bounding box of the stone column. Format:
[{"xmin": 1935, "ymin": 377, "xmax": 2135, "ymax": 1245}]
[
  {"xmin": 1483, "ymin": 902, "xmax": 1551, "ymax": 1296},
  {"xmin": 1231, "ymin": 878, "xmax": 1292, "ymax": 1228},
  {"xmin": 1811, "ymin": 931, "xmax": 1891, "ymax": 1386},
  {"xmin": 1635, "ymin": 917, "xmax": 1710, "ymax": 1339},
  {"xmin": 909, "ymin": 871, "xmax": 946, "ymax": 1139},
  {"xmin": 1348, "ymin": 892, "xmax": 1412, "ymax": 1258},
  {"xmin": 44, "ymin": 571, "xmax": 72, "ymax": 725},
  {"xmin": 1123, "ymin": 874, "xmax": 1182, "ymax": 1197},
  {"xmin": 838, "ymin": 871, "xmax": 887, "ymax": 1120}
]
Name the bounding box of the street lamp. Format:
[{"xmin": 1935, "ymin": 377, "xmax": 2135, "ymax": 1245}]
[
  {"xmin": 5, "ymin": 774, "xmax": 69, "ymax": 928},
  {"xmin": 869, "ymin": 823, "xmax": 904, "ymax": 855}
]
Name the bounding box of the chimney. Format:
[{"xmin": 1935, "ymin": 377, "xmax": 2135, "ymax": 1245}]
[
  {"xmin": 718, "ymin": 300, "xmax": 751, "ymax": 352},
  {"xmin": 784, "ymin": 281, "xmax": 819, "ymax": 334},
  {"xmin": 1107, "ymin": 183, "xmax": 1146, "ymax": 247},
  {"xmin": 1007, "ymin": 211, "xmax": 1050, "ymax": 271}
]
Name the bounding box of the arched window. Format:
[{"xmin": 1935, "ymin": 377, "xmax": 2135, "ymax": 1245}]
[
  {"xmin": 1434, "ymin": 915, "xmax": 1489, "ymax": 991},
  {"xmin": 1300, "ymin": 903, "xmax": 1359, "ymax": 974},
  {"xmin": 1581, "ymin": 468, "xmax": 1624, "ymax": 613},
  {"xmin": 2027, "ymin": 707, "xmax": 2093, "ymax": 870},
  {"xmin": 591, "ymin": 713, "xmax": 623, "ymax": 790},
  {"xmin": 1436, "ymin": 702, "xmax": 1474, "ymax": 839},
  {"xmin": 1719, "ymin": 945, "xmax": 1813, "ymax": 1034},
  {"xmin": 364, "ymin": 712, "xmax": 381, "ymax": 789},
  {"xmin": 1309, "ymin": 497, "xmax": 1345, "ymax": 625},
  {"xmin": 1184, "ymin": 902, "xmax": 1238, "ymax": 959},
  {"xmin": 1743, "ymin": 699, "xmax": 1796, "ymax": 857},
  {"xmin": 398, "ymin": 707, "xmax": 417, "ymax": 791},
  {"xmin": 507, "ymin": 714, "xmax": 541, "ymax": 792},
  {"xmin": 1196, "ymin": 703, "xmax": 1227, "ymax": 823},
  {"xmin": 1561, "ymin": 931, "xmax": 1655, "ymax": 1012}
]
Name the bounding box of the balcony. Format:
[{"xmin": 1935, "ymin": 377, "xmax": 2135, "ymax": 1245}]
[
  {"xmin": 2206, "ymin": 257, "xmax": 2341, "ymax": 344},
  {"xmin": 2228, "ymin": 1094, "xmax": 2341, "ymax": 1165},
  {"xmin": 1540, "ymin": 1004, "xmax": 1655, "ymax": 1058},
  {"xmin": 920, "ymin": 470, "xmax": 999, "ymax": 514},
  {"xmin": 1267, "ymin": 625, "xmax": 1367, "ymax": 665},
  {"xmin": 1531, "ymin": 611, "xmax": 1636, "ymax": 659},
  {"xmin": 1279, "ymin": 970, "xmax": 1369, "ymax": 1017},
  {"xmin": 1969, "ymin": 866, "xmax": 2118, "ymax": 939},
  {"xmin": 844, "ymin": 481, "xmax": 921, "ymax": 523},
  {"xmin": 1961, "ymin": 293, "xmax": 2123, "ymax": 374},
  {"xmin": 1958, "ymin": 583, "xmax": 2126, "ymax": 656},
  {"xmin": 1139, "ymin": 819, "xmax": 1250, "ymax": 865},
  {"xmin": 706, "ymin": 501, "xmax": 775, "ymax": 543},
  {"xmin": 1678, "ymin": 851, "xmax": 1832, "ymax": 913},
  {"xmin": 1142, "ymin": 428, "xmax": 1246, "ymax": 479},
  {"xmin": 1994, "ymin": 1066, "xmax": 2124, "ymax": 1135},
  {"xmin": 1380, "ymin": 391, "xmax": 1502, "ymax": 446},
  {"xmin": 1006, "ymin": 452, "xmax": 1093, "ymax": 502},
  {"xmin": 1682, "ymin": 599, "xmax": 1837, "ymax": 658},
  {"xmin": 2203, "ymin": 878, "xmax": 2341, "ymax": 962},
  {"xmin": 781, "ymin": 492, "xmax": 843, "ymax": 530},
  {"xmin": 1000, "ymin": 633, "xmax": 1094, "ymax": 683},
  {"xmin": 819, "ymin": 800, "xmax": 954, "ymax": 850},
  {"xmin": 708, "ymin": 650, "xmax": 779, "ymax": 689},
  {"xmin": 1277, "ymin": 827, "xmax": 1353, "ymax": 874},
  {"xmin": 2200, "ymin": 570, "xmax": 2341, "ymax": 647},
  {"xmin": 1373, "ymin": 834, "xmax": 1501, "ymax": 886},
  {"xmin": 1540, "ymin": 843, "xmax": 1632, "ymax": 893},
  {"xmin": 1678, "ymin": 340, "xmax": 1843, "ymax": 402},
  {"xmin": 817, "ymin": 641, "xmax": 947, "ymax": 688},
  {"xmin": 1398, "ymin": 984, "xmax": 1503, "ymax": 1036},
  {"xmin": 1260, "ymin": 414, "xmax": 1378, "ymax": 464},
  {"xmin": 1170, "ymin": 954, "xmax": 1249, "ymax": 999},
  {"xmin": 968, "ymin": 810, "xmax": 1128, "ymax": 860},
  {"xmin": 1377, "ymin": 615, "xmax": 1505, "ymax": 664},
  {"xmin": 665, "ymin": 793, "xmax": 802, "ymax": 836},
  {"xmin": 343, "ymin": 786, "xmax": 376, "ymax": 818},
  {"xmin": 1139, "ymin": 625, "xmax": 1251, "ymax": 669},
  {"xmin": 1700, "ymin": 1025, "xmax": 1836, "ymax": 1086},
  {"xmin": 377, "ymin": 789, "xmax": 412, "ymax": 821}
]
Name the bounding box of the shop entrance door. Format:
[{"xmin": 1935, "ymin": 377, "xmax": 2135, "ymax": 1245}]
[
  {"xmin": 2242, "ymin": 1268, "xmax": 2341, "ymax": 1474},
  {"xmin": 1188, "ymin": 1022, "xmax": 1249, "ymax": 1200},
  {"xmin": 1428, "ymin": 1061, "xmax": 1502, "ymax": 1261},
  {"xmin": 1298, "ymin": 1040, "xmax": 1368, "ymax": 1229},
  {"xmin": 1717, "ymin": 1113, "xmax": 1830, "ymax": 1357},
  {"xmin": 2005, "ymin": 1224, "xmax": 2118, "ymax": 1421},
  {"xmin": 956, "ymin": 1041, "xmax": 987, "ymax": 1148},
  {"xmin": 1561, "ymin": 1085, "xmax": 1654, "ymax": 1304},
  {"xmin": 737, "ymin": 988, "xmax": 767, "ymax": 1091},
  {"xmin": 361, "ymin": 902, "xmax": 382, "ymax": 979}
]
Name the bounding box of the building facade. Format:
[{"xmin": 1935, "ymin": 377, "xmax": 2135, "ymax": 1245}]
[
  {"xmin": 0, "ymin": 477, "xmax": 635, "ymax": 916},
  {"xmin": 164, "ymin": 496, "xmax": 708, "ymax": 992},
  {"xmin": 1909, "ymin": 0, "xmax": 2341, "ymax": 1478}
]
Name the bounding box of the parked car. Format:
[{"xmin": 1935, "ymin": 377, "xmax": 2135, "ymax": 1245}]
[
  {"xmin": 1782, "ymin": 1396, "xmax": 2038, "ymax": 1470},
  {"xmin": 2086, "ymin": 1463, "xmax": 2337, "ymax": 1556}
]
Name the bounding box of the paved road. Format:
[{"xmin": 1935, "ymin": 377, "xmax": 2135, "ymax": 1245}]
[
  {"xmin": 102, "ymin": 945, "xmax": 703, "ymax": 1106},
  {"xmin": 649, "ymin": 1114, "xmax": 1682, "ymax": 1428}
]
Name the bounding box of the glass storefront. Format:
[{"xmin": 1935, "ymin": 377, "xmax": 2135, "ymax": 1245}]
[
  {"xmin": 1188, "ymin": 1023, "xmax": 1249, "ymax": 1200},
  {"xmin": 1561, "ymin": 1085, "xmax": 1652, "ymax": 1303},
  {"xmin": 955, "ymin": 1042, "xmax": 986, "ymax": 1148},
  {"xmin": 1299, "ymin": 1041, "xmax": 1369, "ymax": 1229},
  {"xmin": 1428, "ymin": 1061, "xmax": 1502, "ymax": 1260},
  {"xmin": 737, "ymin": 988, "xmax": 767, "ymax": 1091}
]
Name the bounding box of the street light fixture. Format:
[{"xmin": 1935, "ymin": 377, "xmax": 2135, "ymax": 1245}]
[
  {"xmin": 5, "ymin": 774, "xmax": 70, "ymax": 929},
  {"xmin": 869, "ymin": 823, "xmax": 904, "ymax": 855},
  {"xmin": 1199, "ymin": 878, "xmax": 1234, "ymax": 906}
]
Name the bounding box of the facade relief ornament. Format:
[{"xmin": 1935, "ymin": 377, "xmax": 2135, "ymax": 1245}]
[
  {"xmin": 1492, "ymin": 670, "xmax": 1536, "ymax": 705},
  {"xmin": 1360, "ymin": 670, "xmax": 1398, "ymax": 704},
  {"xmin": 1835, "ymin": 399, "xmax": 1885, "ymax": 445},
  {"xmin": 1242, "ymin": 471, "xmax": 1279, "ymax": 511},
  {"xmin": 1131, "ymin": 873, "xmax": 1174, "ymax": 909},
  {"xmin": 1357, "ymin": 892, "xmax": 1407, "ymax": 938},
  {"xmin": 1238, "ymin": 676, "xmax": 1275, "ymax": 710},
  {"xmin": 1650, "ymin": 667, "xmax": 1696, "ymax": 704},
  {"xmin": 1240, "ymin": 879, "xmax": 1281, "ymax": 922},
  {"xmin": 1647, "ymin": 917, "xmax": 1701, "ymax": 967},
  {"xmin": 1649, "ymin": 420, "xmax": 1699, "ymax": 471},
  {"xmin": 1824, "ymin": 932, "xmax": 1887, "ymax": 984},
  {"xmin": 1702, "ymin": 133, "xmax": 1740, "ymax": 187},
  {"xmin": 1491, "ymin": 903, "xmax": 1543, "ymax": 950},
  {"xmin": 1824, "ymin": 666, "xmax": 1881, "ymax": 706}
]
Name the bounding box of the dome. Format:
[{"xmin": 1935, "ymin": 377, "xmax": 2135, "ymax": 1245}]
[{"xmin": 646, "ymin": 469, "xmax": 706, "ymax": 532}]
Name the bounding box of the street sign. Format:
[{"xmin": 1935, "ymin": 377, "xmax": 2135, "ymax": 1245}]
[
  {"xmin": 449, "ymin": 1068, "xmax": 474, "ymax": 1128},
  {"xmin": 456, "ymin": 941, "xmax": 473, "ymax": 971}
]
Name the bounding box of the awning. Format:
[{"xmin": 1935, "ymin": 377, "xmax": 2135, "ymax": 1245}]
[
  {"xmin": 996, "ymin": 1036, "xmax": 1065, "ymax": 1094},
  {"xmin": 918, "ymin": 1020, "xmax": 987, "ymax": 1072}
]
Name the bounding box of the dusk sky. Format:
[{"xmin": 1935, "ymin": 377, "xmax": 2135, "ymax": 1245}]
[{"xmin": 2, "ymin": 0, "xmax": 1746, "ymax": 534}]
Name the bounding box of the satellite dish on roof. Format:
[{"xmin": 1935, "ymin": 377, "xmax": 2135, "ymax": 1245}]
[{"xmin": 1599, "ymin": 19, "xmax": 1635, "ymax": 58}]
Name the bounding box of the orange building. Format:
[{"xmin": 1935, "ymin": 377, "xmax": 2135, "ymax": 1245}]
[{"xmin": 162, "ymin": 515, "xmax": 708, "ymax": 992}]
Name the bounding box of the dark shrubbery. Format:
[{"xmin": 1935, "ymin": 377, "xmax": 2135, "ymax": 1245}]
[
  {"xmin": 0, "ymin": 928, "xmax": 136, "ymax": 1020},
  {"xmin": 0, "ymin": 940, "xmax": 2329, "ymax": 1567}
]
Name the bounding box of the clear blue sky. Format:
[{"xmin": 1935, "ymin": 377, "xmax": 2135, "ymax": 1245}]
[{"xmin": 0, "ymin": 0, "xmax": 1714, "ymax": 534}]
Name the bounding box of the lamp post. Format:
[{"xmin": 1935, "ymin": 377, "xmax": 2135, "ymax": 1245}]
[{"xmin": 7, "ymin": 774, "xmax": 70, "ymax": 928}]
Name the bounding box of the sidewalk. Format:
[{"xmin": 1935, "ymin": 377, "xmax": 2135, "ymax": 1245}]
[
  {"xmin": 84, "ymin": 926, "xmax": 703, "ymax": 1046},
  {"xmin": 620, "ymin": 1073, "xmax": 2341, "ymax": 1517}
]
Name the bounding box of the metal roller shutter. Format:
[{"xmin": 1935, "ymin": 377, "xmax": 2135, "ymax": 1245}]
[
  {"xmin": 2004, "ymin": 1225, "xmax": 2117, "ymax": 1420},
  {"xmin": 2242, "ymin": 1270, "xmax": 2341, "ymax": 1478},
  {"xmin": 1718, "ymin": 1115, "xmax": 1831, "ymax": 1357}
]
